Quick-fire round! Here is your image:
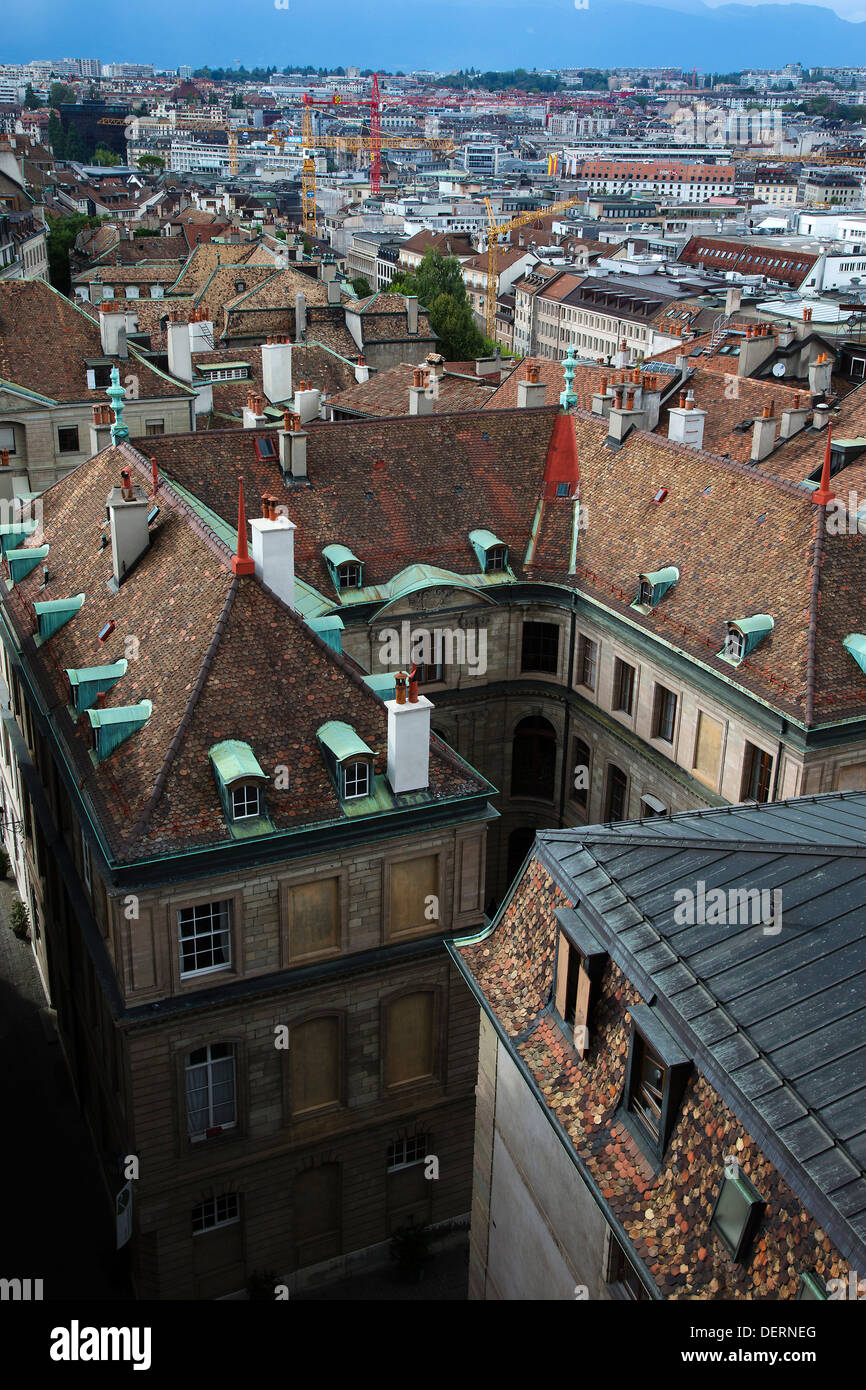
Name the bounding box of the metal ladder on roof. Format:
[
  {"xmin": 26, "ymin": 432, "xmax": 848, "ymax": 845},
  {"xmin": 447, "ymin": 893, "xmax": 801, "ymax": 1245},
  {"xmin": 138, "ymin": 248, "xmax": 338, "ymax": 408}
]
[{"xmin": 710, "ymin": 312, "xmax": 728, "ymax": 349}]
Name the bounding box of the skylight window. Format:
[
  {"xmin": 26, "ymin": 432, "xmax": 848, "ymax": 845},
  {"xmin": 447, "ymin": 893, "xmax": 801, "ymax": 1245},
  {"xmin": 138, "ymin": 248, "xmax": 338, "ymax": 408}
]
[{"xmin": 254, "ymin": 437, "xmax": 276, "ymax": 461}]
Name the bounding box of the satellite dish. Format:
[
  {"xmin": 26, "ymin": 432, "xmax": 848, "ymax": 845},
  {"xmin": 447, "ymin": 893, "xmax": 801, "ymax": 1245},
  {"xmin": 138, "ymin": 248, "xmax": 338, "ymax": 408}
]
[{"xmin": 772, "ymin": 361, "xmax": 786, "ymax": 377}]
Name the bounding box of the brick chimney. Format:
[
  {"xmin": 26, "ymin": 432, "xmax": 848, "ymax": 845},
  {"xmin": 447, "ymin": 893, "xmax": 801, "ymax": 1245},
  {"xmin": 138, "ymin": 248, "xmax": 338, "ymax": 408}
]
[
  {"xmin": 386, "ymin": 671, "xmax": 432, "ymax": 793},
  {"xmin": 667, "ymin": 389, "xmax": 707, "ymax": 449},
  {"xmin": 250, "ymin": 495, "xmax": 296, "ymax": 610},
  {"xmin": 261, "ymin": 338, "xmax": 293, "ymax": 405},
  {"xmin": 751, "ymin": 402, "xmax": 778, "ymax": 462}
]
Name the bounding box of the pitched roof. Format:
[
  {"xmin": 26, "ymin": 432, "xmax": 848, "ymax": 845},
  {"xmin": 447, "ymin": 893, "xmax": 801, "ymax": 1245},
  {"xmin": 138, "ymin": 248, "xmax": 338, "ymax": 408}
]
[{"xmin": 328, "ymin": 361, "xmax": 496, "ymax": 417}]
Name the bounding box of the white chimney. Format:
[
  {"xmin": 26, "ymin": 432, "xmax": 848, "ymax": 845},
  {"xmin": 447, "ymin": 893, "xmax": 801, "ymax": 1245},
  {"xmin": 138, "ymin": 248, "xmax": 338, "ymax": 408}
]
[
  {"xmin": 99, "ymin": 302, "xmax": 128, "ymax": 359},
  {"xmin": 261, "ymin": 339, "xmax": 293, "ymax": 404},
  {"xmin": 167, "ymin": 316, "xmax": 193, "ymax": 384},
  {"xmin": 320, "ymin": 257, "xmax": 336, "ymax": 283},
  {"xmin": 808, "ymin": 353, "xmax": 833, "ymax": 396},
  {"xmin": 725, "ymin": 285, "xmax": 743, "ymax": 317},
  {"xmin": 295, "ymin": 291, "xmax": 307, "ymax": 341},
  {"xmin": 106, "ymin": 467, "xmax": 151, "ymax": 586},
  {"xmin": 614, "ymin": 338, "xmax": 629, "ymax": 369},
  {"xmin": 409, "ymin": 367, "xmax": 434, "ymax": 415},
  {"xmin": 279, "ymin": 414, "xmax": 307, "ymax": 479},
  {"xmin": 188, "ymin": 315, "xmax": 213, "ymax": 353},
  {"xmin": 295, "ymin": 383, "xmax": 321, "ymax": 424},
  {"xmin": 327, "ymin": 278, "xmax": 341, "ymax": 305},
  {"xmin": 751, "ymin": 406, "xmax": 778, "ymax": 462},
  {"xmin": 250, "ymin": 499, "xmax": 295, "ymax": 610},
  {"xmin": 354, "ymin": 354, "xmax": 369, "ymax": 384},
  {"xmin": 243, "ymin": 394, "xmax": 268, "ymax": 428},
  {"xmin": 517, "ymin": 365, "xmax": 547, "ymax": 408},
  {"xmin": 667, "ymin": 390, "xmax": 706, "ymax": 449},
  {"xmin": 386, "ymin": 682, "xmax": 432, "ymax": 793},
  {"xmin": 406, "ymin": 295, "xmax": 419, "ymax": 335},
  {"xmin": 780, "ymin": 395, "xmax": 811, "ymax": 438}
]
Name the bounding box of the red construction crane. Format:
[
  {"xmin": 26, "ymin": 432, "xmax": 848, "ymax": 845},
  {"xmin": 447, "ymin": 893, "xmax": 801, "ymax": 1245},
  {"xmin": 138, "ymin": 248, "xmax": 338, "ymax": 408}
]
[{"xmin": 370, "ymin": 73, "xmax": 382, "ymax": 197}]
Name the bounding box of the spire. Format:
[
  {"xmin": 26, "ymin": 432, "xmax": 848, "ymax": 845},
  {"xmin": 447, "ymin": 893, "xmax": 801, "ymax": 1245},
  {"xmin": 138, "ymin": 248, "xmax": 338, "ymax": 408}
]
[
  {"xmin": 231, "ymin": 476, "xmax": 255, "ymax": 576},
  {"xmin": 560, "ymin": 348, "xmax": 578, "ymax": 410},
  {"xmin": 812, "ymin": 423, "xmax": 835, "ymax": 507},
  {"xmin": 107, "ymin": 364, "xmax": 129, "ymax": 444}
]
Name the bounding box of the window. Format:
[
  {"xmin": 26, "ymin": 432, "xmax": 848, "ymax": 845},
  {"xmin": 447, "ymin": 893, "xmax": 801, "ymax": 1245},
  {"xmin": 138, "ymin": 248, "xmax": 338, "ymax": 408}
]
[
  {"xmin": 637, "ymin": 578, "xmax": 653, "ymax": 608},
  {"xmin": 387, "ymin": 1134, "xmax": 428, "ymax": 1170},
  {"xmin": 230, "ymin": 784, "xmax": 261, "ymax": 820},
  {"xmin": 572, "ymin": 737, "xmax": 591, "ymax": 808},
  {"xmin": 87, "ymin": 364, "xmax": 113, "ymax": 390},
  {"xmin": 415, "ymin": 660, "xmax": 446, "ymax": 685},
  {"xmin": 79, "ymin": 823, "xmax": 92, "ymax": 894},
  {"xmin": 693, "ymin": 712, "xmax": 724, "ymax": 788},
  {"xmin": 179, "ymin": 901, "xmax": 232, "ymax": 977},
  {"xmin": 623, "ymin": 1006, "xmax": 692, "ymax": 1160},
  {"xmin": 629, "ymin": 1035, "xmax": 667, "ymax": 1143},
  {"xmin": 652, "ymin": 685, "xmax": 677, "ymax": 743},
  {"xmin": 289, "ymin": 877, "xmax": 340, "ymax": 960},
  {"xmin": 577, "ymin": 634, "xmax": 597, "ymax": 690},
  {"xmin": 185, "ymin": 1043, "xmax": 236, "ymax": 1139},
  {"xmin": 145, "ymin": 419, "xmax": 164, "ymax": 436},
  {"xmin": 0, "ymin": 425, "xmax": 16, "ymax": 454},
  {"xmin": 58, "ymin": 426, "xmax": 80, "ymax": 454},
  {"xmin": 192, "ymin": 1194, "xmax": 240, "ymax": 1234},
  {"xmin": 742, "ymin": 742, "xmax": 772, "ymax": 802},
  {"xmin": 607, "ymin": 1232, "xmax": 649, "ymax": 1300},
  {"xmin": 384, "ymin": 992, "xmax": 435, "ymax": 1088},
  {"xmin": 512, "ymin": 715, "xmax": 556, "ymax": 800},
  {"xmin": 605, "ymin": 764, "xmax": 628, "ymax": 822},
  {"xmin": 289, "ymin": 1016, "xmax": 341, "ymax": 1115},
  {"xmin": 521, "ymin": 621, "xmax": 559, "ymax": 674},
  {"xmin": 338, "ymin": 562, "xmax": 361, "ymax": 589},
  {"xmin": 553, "ymin": 909, "xmax": 605, "ymax": 1056},
  {"xmin": 485, "ymin": 544, "xmax": 508, "ymax": 573},
  {"xmin": 710, "ymin": 1171, "xmax": 765, "ymax": 1263},
  {"xmin": 342, "ymin": 759, "xmax": 370, "ymax": 800},
  {"xmin": 724, "ymin": 627, "xmax": 744, "ymax": 662},
  {"xmin": 613, "ymin": 658, "xmax": 636, "ymax": 716},
  {"xmin": 389, "ymin": 854, "xmax": 439, "ymax": 940},
  {"xmin": 294, "ymin": 1164, "xmax": 341, "ymax": 1265}
]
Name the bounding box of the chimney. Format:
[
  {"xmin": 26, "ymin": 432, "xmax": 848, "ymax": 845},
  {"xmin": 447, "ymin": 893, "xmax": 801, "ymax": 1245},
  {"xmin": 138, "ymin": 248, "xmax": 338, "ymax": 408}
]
[
  {"xmin": 89, "ymin": 403, "xmax": 113, "ymax": 455},
  {"xmin": 250, "ymin": 496, "xmax": 296, "ymax": 610},
  {"xmin": 99, "ymin": 300, "xmax": 128, "ymax": 359},
  {"xmin": 591, "ymin": 374, "xmax": 612, "ymax": 417},
  {"xmin": 517, "ymin": 363, "xmax": 547, "ymax": 408},
  {"xmin": 615, "ymin": 338, "xmax": 629, "ymax": 369},
  {"xmin": 188, "ymin": 312, "xmax": 213, "ymax": 354},
  {"xmin": 327, "ymin": 278, "xmax": 341, "ymax": 305},
  {"xmin": 808, "ymin": 352, "xmax": 833, "ymax": 396},
  {"xmin": 607, "ymin": 384, "xmax": 643, "ymax": 443},
  {"xmin": 780, "ymin": 392, "xmax": 811, "ymax": 439},
  {"xmin": 813, "ymin": 402, "xmax": 831, "ymax": 430},
  {"xmin": 675, "ymin": 353, "xmax": 689, "ymax": 374},
  {"xmin": 640, "ymin": 373, "xmax": 663, "ymax": 431},
  {"xmin": 261, "ymin": 338, "xmax": 293, "ymax": 404},
  {"xmin": 737, "ymin": 326, "xmax": 777, "ymax": 378},
  {"xmin": 406, "ymin": 295, "xmax": 419, "ymax": 335},
  {"xmin": 725, "ymin": 285, "xmax": 743, "ymax": 317},
  {"xmin": 279, "ymin": 411, "xmax": 307, "ymax": 479},
  {"xmin": 295, "ymin": 291, "xmax": 307, "ymax": 342},
  {"xmin": 425, "ymin": 352, "xmax": 446, "ymax": 380},
  {"xmin": 167, "ymin": 314, "xmax": 193, "ymax": 384},
  {"xmin": 243, "ymin": 392, "xmax": 268, "ymax": 428},
  {"xmin": 295, "ymin": 383, "xmax": 321, "ymax": 425},
  {"xmin": 667, "ymin": 389, "xmax": 707, "ymax": 449},
  {"xmin": 751, "ymin": 402, "xmax": 778, "ymax": 462},
  {"xmin": 354, "ymin": 354, "xmax": 369, "ymax": 384},
  {"xmin": 106, "ymin": 467, "xmax": 151, "ymax": 585},
  {"xmin": 320, "ymin": 256, "xmax": 336, "ymax": 283},
  {"xmin": 386, "ymin": 671, "xmax": 432, "ymax": 793},
  {"xmin": 409, "ymin": 367, "xmax": 434, "ymax": 415}
]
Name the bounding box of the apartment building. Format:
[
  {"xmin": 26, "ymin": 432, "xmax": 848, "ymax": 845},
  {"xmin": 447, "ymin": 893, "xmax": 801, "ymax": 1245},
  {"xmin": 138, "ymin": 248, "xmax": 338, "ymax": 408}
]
[
  {"xmin": 0, "ymin": 437, "xmax": 492, "ymax": 1298},
  {"xmin": 514, "ymin": 270, "xmax": 670, "ymax": 364},
  {"xmin": 753, "ymin": 170, "xmax": 799, "ymax": 205},
  {"xmin": 451, "ymin": 793, "xmax": 866, "ymax": 1299},
  {"xmin": 800, "ymin": 172, "xmax": 860, "ymax": 207},
  {"xmin": 566, "ymin": 159, "xmax": 735, "ymax": 203}
]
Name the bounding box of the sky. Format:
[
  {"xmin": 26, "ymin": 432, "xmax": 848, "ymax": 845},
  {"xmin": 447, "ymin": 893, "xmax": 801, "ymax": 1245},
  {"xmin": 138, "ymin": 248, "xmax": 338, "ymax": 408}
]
[{"xmin": 4, "ymin": 0, "xmax": 866, "ymax": 71}]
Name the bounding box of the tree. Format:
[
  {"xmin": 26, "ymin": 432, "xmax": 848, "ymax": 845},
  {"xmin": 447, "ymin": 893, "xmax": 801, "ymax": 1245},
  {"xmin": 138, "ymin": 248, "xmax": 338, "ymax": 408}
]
[
  {"xmin": 48, "ymin": 81, "xmax": 76, "ymax": 108},
  {"xmin": 390, "ymin": 247, "xmax": 485, "ymax": 360},
  {"xmin": 46, "ymin": 211, "xmax": 99, "ymax": 293},
  {"xmin": 231, "ymin": 92, "xmax": 244, "ymax": 109},
  {"xmin": 47, "ymin": 112, "xmax": 66, "ymax": 158},
  {"xmin": 64, "ymin": 124, "xmax": 87, "ymax": 162},
  {"xmin": 351, "ymin": 275, "xmax": 373, "ymax": 298},
  {"xmin": 137, "ymin": 154, "xmax": 165, "ymax": 172},
  {"xmin": 92, "ymin": 145, "xmax": 121, "ymax": 167},
  {"xmin": 24, "ymin": 83, "xmax": 41, "ymax": 110}
]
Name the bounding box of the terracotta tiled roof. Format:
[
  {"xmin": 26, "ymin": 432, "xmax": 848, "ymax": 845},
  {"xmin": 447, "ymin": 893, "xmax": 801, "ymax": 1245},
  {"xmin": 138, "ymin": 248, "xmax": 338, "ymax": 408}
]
[
  {"xmin": 329, "ymin": 362, "xmax": 496, "ymax": 417},
  {"xmin": 3, "ymin": 444, "xmax": 485, "ymax": 863},
  {"xmin": 192, "ymin": 344, "xmax": 356, "ymax": 419},
  {"xmin": 679, "ymin": 235, "xmax": 818, "ymax": 289}
]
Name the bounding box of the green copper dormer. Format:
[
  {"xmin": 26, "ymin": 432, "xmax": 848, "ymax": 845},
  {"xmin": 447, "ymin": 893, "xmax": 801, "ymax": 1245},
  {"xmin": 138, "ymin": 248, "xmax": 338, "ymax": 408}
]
[
  {"xmin": 307, "ymin": 614, "xmax": 344, "ymax": 654},
  {"xmin": 66, "ymin": 660, "xmax": 128, "ymax": 713},
  {"xmin": 469, "ymin": 529, "xmax": 510, "ymax": 575},
  {"xmin": 88, "ymin": 700, "xmax": 152, "ymax": 762},
  {"xmin": 209, "ymin": 739, "xmax": 273, "ymax": 838},
  {"xmin": 323, "ymin": 544, "xmax": 363, "ymax": 594},
  {"xmin": 0, "ymin": 520, "xmax": 39, "ymax": 556},
  {"xmin": 6, "ymin": 544, "xmax": 48, "ymax": 584},
  {"xmin": 34, "ymin": 594, "xmax": 85, "ymax": 642},
  {"xmin": 843, "ymin": 634, "xmax": 866, "ymax": 676},
  {"xmin": 317, "ymin": 720, "xmax": 376, "ymax": 806},
  {"xmin": 632, "ymin": 566, "xmax": 679, "ymax": 614},
  {"xmin": 719, "ymin": 614, "xmax": 774, "ymax": 666}
]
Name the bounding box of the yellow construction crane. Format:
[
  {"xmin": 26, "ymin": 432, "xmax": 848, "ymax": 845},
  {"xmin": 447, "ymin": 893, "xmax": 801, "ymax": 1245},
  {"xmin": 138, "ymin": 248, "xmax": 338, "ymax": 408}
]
[
  {"xmin": 99, "ymin": 115, "xmax": 273, "ymax": 176},
  {"xmin": 483, "ymin": 196, "xmax": 584, "ymax": 340}
]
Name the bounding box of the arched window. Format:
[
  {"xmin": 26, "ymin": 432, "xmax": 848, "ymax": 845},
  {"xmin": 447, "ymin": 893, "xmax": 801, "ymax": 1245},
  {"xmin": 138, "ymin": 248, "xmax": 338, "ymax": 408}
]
[
  {"xmin": 507, "ymin": 826, "xmax": 537, "ymax": 884},
  {"xmin": 511, "ymin": 715, "xmax": 556, "ymax": 800}
]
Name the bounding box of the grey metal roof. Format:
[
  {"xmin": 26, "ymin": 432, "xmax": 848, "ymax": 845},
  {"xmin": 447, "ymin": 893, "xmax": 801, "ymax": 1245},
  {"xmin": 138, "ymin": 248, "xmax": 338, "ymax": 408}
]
[{"xmin": 536, "ymin": 790, "xmax": 866, "ymax": 1269}]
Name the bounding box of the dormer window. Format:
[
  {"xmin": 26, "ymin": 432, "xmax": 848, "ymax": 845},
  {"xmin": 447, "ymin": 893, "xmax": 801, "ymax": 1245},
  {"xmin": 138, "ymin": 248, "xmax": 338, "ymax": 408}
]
[
  {"xmin": 343, "ymin": 760, "xmax": 371, "ymax": 800},
  {"xmin": 719, "ymin": 615, "xmax": 774, "ymax": 666},
  {"xmin": 469, "ymin": 528, "xmax": 510, "ymax": 576},
  {"xmin": 318, "ymin": 721, "xmax": 376, "ymax": 807},
  {"xmin": 323, "ymin": 545, "xmax": 364, "ymax": 595},
  {"xmin": 632, "ymin": 566, "xmax": 678, "ymax": 614},
  {"xmin": 209, "ymin": 740, "xmax": 271, "ymax": 835},
  {"xmin": 231, "ymin": 784, "xmax": 262, "ymax": 820},
  {"xmin": 485, "ymin": 545, "xmax": 508, "ymax": 573}
]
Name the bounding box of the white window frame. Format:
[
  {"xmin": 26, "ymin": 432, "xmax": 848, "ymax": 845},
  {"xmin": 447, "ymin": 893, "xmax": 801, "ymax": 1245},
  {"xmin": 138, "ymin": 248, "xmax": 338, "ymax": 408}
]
[
  {"xmin": 230, "ymin": 784, "xmax": 261, "ymax": 821},
  {"xmin": 387, "ymin": 1134, "xmax": 428, "ymax": 1171},
  {"xmin": 342, "ymin": 760, "xmax": 370, "ymax": 800},
  {"xmin": 185, "ymin": 1042, "xmax": 237, "ymax": 1140},
  {"xmin": 192, "ymin": 1193, "xmax": 240, "ymax": 1235},
  {"xmin": 179, "ymin": 900, "xmax": 232, "ymax": 977}
]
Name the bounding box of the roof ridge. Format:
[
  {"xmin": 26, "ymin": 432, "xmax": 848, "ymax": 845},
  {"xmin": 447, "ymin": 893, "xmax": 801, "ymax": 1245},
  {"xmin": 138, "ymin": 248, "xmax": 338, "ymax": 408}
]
[
  {"xmin": 118, "ymin": 440, "xmax": 235, "ymax": 567},
  {"xmin": 125, "ymin": 574, "xmax": 240, "ymax": 848}
]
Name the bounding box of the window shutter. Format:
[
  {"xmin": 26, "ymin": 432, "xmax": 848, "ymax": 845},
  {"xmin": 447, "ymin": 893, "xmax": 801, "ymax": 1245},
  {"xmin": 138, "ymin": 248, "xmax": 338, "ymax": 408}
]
[
  {"xmin": 290, "ymin": 1017, "xmax": 340, "ymax": 1114},
  {"xmin": 574, "ymin": 963, "xmax": 592, "ymax": 1057},
  {"xmin": 390, "ymin": 856, "xmax": 438, "ymax": 938},
  {"xmin": 554, "ymin": 930, "xmax": 571, "ymax": 1018},
  {"xmin": 290, "ymin": 878, "xmax": 340, "ymax": 959},
  {"xmin": 385, "ymin": 992, "xmax": 434, "ymax": 1086}
]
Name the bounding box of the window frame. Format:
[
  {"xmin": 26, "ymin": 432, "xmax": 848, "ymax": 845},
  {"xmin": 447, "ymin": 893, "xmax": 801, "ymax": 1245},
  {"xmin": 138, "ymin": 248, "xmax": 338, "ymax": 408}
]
[
  {"xmin": 178, "ymin": 899, "xmax": 233, "ymax": 979},
  {"xmin": 341, "ymin": 758, "xmax": 371, "ymax": 801},
  {"xmin": 520, "ymin": 619, "xmax": 560, "ymax": 675},
  {"xmin": 576, "ymin": 633, "xmax": 598, "ymax": 691},
  {"xmin": 652, "ymin": 683, "xmax": 678, "ymax": 744},
  {"xmin": 742, "ymin": 741, "xmax": 773, "ymax": 803},
  {"xmin": 192, "ymin": 1193, "xmax": 240, "ymax": 1235},
  {"xmin": 613, "ymin": 657, "xmax": 636, "ymax": 716},
  {"xmin": 709, "ymin": 1170, "xmax": 766, "ymax": 1263},
  {"xmin": 57, "ymin": 424, "xmax": 81, "ymax": 454},
  {"xmin": 230, "ymin": 782, "xmax": 262, "ymax": 821},
  {"xmin": 622, "ymin": 1007, "xmax": 692, "ymax": 1163},
  {"xmin": 337, "ymin": 561, "xmax": 362, "ymax": 590},
  {"xmin": 185, "ymin": 1041, "xmax": 238, "ymax": 1142},
  {"xmin": 604, "ymin": 763, "xmax": 628, "ymax": 822}
]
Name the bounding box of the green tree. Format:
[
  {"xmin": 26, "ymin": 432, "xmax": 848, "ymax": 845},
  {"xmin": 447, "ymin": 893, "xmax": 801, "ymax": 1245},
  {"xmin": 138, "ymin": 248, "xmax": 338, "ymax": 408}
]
[
  {"xmin": 48, "ymin": 81, "xmax": 76, "ymax": 108},
  {"xmin": 46, "ymin": 211, "xmax": 99, "ymax": 293},
  {"xmin": 64, "ymin": 123, "xmax": 87, "ymax": 162},
  {"xmin": 137, "ymin": 154, "xmax": 165, "ymax": 172},
  {"xmin": 351, "ymin": 275, "xmax": 373, "ymax": 298},
  {"xmin": 92, "ymin": 144, "xmax": 121, "ymax": 166},
  {"xmin": 231, "ymin": 92, "xmax": 244, "ymax": 109},
  {"xmin": 47, "ymin": 111, "xmax": 66, "ymax": 158},
  {"xmin": 390, "ymin": 247, "xmax": 485, "ymax": 360},
  {"xmin": 24, "ymin": 83, "xmax": 41, "ymax": 110}
]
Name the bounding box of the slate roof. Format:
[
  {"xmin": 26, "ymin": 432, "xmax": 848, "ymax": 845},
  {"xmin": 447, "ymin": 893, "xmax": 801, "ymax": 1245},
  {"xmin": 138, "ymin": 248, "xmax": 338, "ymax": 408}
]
[
  {"xmin": 454, "ymin": 792, "xmax": 866, "ymax": 1273},
  {"xmin": 2, "ymin": 445, "xmax": 487, "ymax": 865},
  {"xmin": 0, "ymin": 280, "xmax": 192, "ymax": 403}
]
